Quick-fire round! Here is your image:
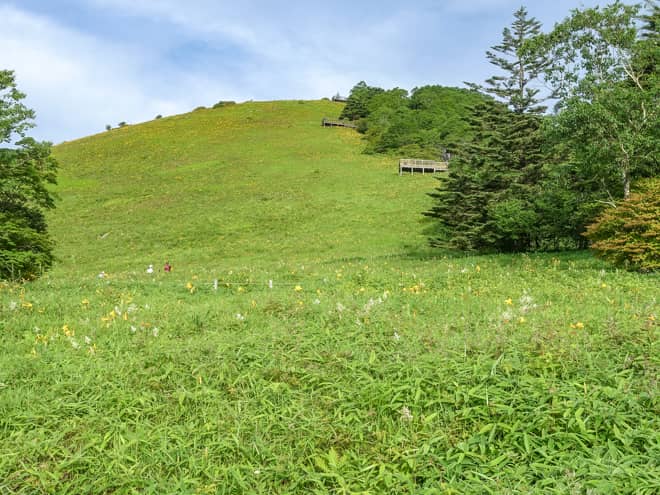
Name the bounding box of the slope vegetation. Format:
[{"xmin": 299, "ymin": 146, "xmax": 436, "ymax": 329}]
[
  {"xmin": 0, "ymin": 100, "xmax": 656, "ymax": 494},
  {"xmin": 51, "ymin": 100, "xmax": 435, "ymax": 274}
]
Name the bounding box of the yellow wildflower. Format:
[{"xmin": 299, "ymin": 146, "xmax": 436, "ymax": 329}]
[
  {"xmin": 505, "ymin": 298, "xmax": 513, "ymax": 305},
  {"xmin": 294, "ymin": 285, "xmax": 303, "ymax": 292},
  {"xmin": 62, "ymin": 324, "xmax": 74, "ymax": 337}
]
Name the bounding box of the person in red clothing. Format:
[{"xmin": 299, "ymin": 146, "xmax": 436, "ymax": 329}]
[{"xmin": 163, "ymin": 261, "xmax": 172, "ymax": 272}]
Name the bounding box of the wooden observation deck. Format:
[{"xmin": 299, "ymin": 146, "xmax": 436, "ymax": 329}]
[
  {"xmin": 321, "ymin": 117, "xmax": 357, "ymax": 129},
  {"xmin": 398, "ymin": 159, "xmax": 448, "ymax": 175}
]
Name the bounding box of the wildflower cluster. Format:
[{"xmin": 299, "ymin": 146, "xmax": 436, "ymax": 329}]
[{"xmin": 501, "ymin": 290, "xmax": 538, "ymax": 324}]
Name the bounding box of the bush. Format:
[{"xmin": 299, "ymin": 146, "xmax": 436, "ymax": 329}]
[
  {"xmin": 584, "ymin": 179, "xmax": 660, "ymax": 272},
  {"xmin": 155, "ymin": 114, "xmax": 162, "ymax": 119},
  {"xmin": 117, "ymin": 121, "xmax": 127, "ymax": 127},
  {"xmin": 0, "ymin": 213, "xmax": 54, "ymax": 280},
  {"xmin": 212, "ymin": 101, "xmax": 236, "ymax": 109},
  {"xmin": 193, "ymin": 106, "xmax": 207, "ymax": 112}
]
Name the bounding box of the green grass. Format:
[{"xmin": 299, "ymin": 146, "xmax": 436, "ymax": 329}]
[{"xmin": 1, "ymin": 100, "xmax": 658, "ymax": 493}]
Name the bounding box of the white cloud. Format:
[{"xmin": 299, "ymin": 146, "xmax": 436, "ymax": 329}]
[
  {"xmin": 1, "ymin": 0, "xmax": 613, "ymax": 142},
  {"xmin": 0, "ymin": 4, "xmax": 252, "ymax": 142},
  {"xmin": 0, "ymin": 6, "xmax": 159, "ymax": 142}
]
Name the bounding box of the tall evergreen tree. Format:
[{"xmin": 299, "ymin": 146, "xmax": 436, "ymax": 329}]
[{"xmin": 426, "ymin": 7, "xmax": 550, "ymax": 251}]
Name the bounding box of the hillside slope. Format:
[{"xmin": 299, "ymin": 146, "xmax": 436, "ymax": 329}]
[{"xmin": 51, "ymin": 100, "xmax": 437, "ymax": 275}]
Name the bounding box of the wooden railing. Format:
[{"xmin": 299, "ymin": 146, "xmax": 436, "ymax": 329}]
[
  {"xmin": 321, "ymin": 118, "xmax": 357, "ymax": 129},
  {"xmin": 398, "ymin": 159, "xmax": 448, "ymax": 175}
]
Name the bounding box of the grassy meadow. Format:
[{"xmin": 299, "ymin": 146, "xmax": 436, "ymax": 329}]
[{"xmin": 1, "ymin": 100, "xmax": 658, "ymax": 494}]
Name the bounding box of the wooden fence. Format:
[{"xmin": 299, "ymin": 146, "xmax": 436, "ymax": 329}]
[
  {"xmin": 398, "ymin": 159, "xmax": 448, "ymax": 175},
  {"xmin": 321, "ymin": 118, "xmax": 357, "ymax": 129}
]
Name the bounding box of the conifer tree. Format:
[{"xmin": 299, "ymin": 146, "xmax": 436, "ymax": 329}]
[{"xmin": 426, "ymin": 7, "xmax": 549, "ymax": 251}]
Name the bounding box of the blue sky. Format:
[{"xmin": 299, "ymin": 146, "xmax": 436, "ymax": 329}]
[{"xmin": 2, "ymin": 0, "xmax": 613, "ymax": 143}]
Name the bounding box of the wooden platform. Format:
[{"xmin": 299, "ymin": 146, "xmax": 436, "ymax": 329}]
[
  {"xmin": 321, "ymin": 118, "xmax": 357, "ymax": 129},
  {"xmin": 399, "ymin": 159, "xmax": 448, "ymax": 175}
]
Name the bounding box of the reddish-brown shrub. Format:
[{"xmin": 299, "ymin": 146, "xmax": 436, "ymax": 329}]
[{"xmin": 584, "ymin": 179, "xmax": 660, "ymax": 272}]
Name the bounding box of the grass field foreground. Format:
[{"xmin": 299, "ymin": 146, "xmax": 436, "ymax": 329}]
[{"xmin": 0, "ymin": 100, "xmax": 658, "ymax": 493}]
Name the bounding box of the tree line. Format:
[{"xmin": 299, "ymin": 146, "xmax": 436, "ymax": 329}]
[{"xmin": 340, "ymin": 1, "xmax": 658, "ymax": 270}]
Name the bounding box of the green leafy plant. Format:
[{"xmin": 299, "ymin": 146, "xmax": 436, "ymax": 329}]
[{"xmin": 0, "ymin": 70, "xmax": 58, "ymax": 281}]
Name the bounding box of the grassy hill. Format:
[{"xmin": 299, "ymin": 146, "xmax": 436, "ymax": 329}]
[
  {"xmin": 50, "ymin": 99, "xmax": 435, "ymax": 275},
  {"xmin": 1, "ymin": 100, "xmax": 657, "ymax": 494}
]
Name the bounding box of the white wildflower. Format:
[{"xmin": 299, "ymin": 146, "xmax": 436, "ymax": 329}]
[
  {"xmin": 84, "ymin": 336, "xmax": 92, "ymax": 345},
  {"xmin": 363, "ymin": 298, "xmax": 376, "ymax": 313},
  {"xmin": 313, "ymin": 298, "xmax": 321, "ymax": 305},
  {"xmin": 152, "ymin": 327, "xmax": 159, "ymax": 337},
  {"xmin": 336, "ymin": 302, "xmax": 345, "ymax": 313},
  {"xmin": 70, "ymin": 339, "xmax": 80, "ymax": 349},
  {"xmin": 9, "ymin": 301, "xmax": 18, "ymax": 311},
  {"xmin": 268, "ymin": 279, "xmax": 273, "ymax": 289},
  {"xmin": 98, "ymin": 271, "xmax": 106, "ymax": 279},
  {"xmin": 130, "ymin": 325, "xmax": 137, "ymax": 333},
  {"xmin": 126, "ymin": 303, "xmax": 138, "ymax": 314},
  {"xmin": 114, "ymin": 306, "xmax": 122, "ymax": 316},
  {"xmin": 146, "ymin": 264, "xmax": 154, "ymax": 274},
  {"xmin": 519, "ymin": 291, "xmax": 538, "ymax": 314},
  {"xmin": 400, "ymin": 406, "xmax": 413, "ymax": 422},
  {"xmin": 501, "ymin": 310, "xmax": 514, "ymax": 322},
  {"xmin": 393, "ymin": 331, "xmax": 401, "ymax": 341},
  {"xmin": 235, "ymin": 313, "xmax": 245, "ymax": 321}
]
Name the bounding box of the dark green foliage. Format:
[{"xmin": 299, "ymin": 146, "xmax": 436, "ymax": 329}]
[
  {"xmin": 0, "ymin": 140, "xmax": 58, "ymax": 280},
  {"xmin": 0, "ymin": 70, "xmax": 58, "ymax": 281},
  {"xmin": 117, "ymin": 121, "xmax": 127, "ymax": 127},
  {"xmin": 584, "ymin": 178, "xmax": 660, "ymax": 272},
  {"xmin": 154, "ymin": 115, "xmax": 162, "ymax": 120},
  {"xmin": 362, "ymin": 86, "xmax": 487, "ymax": 157},
  {"xmin": 212, "ymin": 101, "xmax": 236, "ymax": 109},
  {"xmin": 105, "ymin": 124, "xmax": 112, "ymax": 131},
  {"xmin": 338, "ymin": 81, "xmax": 384, "ymax": 122},
  {"xmin": 477, "ymin": 6, "xmax": 549, "ymax": 114},
  {"xmin": 426, "ymin": 7, "xmax": 551, "ymax": 252}
]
